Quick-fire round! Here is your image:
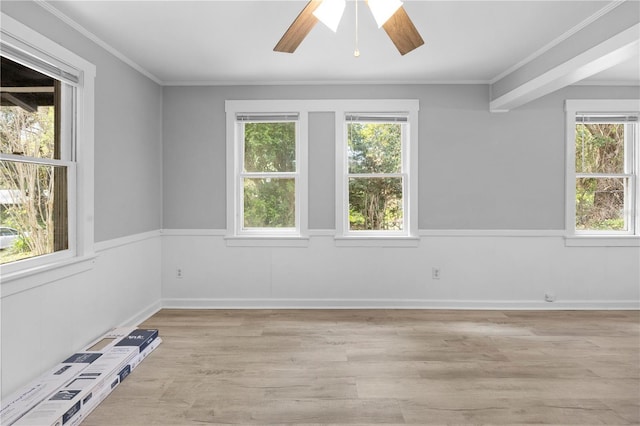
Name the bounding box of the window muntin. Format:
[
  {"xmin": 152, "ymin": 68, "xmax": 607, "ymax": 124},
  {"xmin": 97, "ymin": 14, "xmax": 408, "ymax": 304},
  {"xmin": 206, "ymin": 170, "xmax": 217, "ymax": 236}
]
[
  {"xmin": 0, "ymin": 57, "xmax": 73, "ymax": 264},
  {"xmin": 574, "ymin": 114, "xmax": 637, "ymax": 234},
  {"xmin": 343, "ymin": 115, "xmax": 409, "ymax": 234},
  {"xmin": 237, "ymin": 115, "xmax": 300, "ymax": 234}
]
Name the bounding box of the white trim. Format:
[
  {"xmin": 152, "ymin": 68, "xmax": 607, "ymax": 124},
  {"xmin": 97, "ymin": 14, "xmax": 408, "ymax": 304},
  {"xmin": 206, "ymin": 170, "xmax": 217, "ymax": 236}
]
[
  {"xmin": 155, "ymin": 228, "xmax": 640, "ymax": 240},
  {"xmin": 334, "ymin": 99, "xmax": 419, "ymax": 239},
  {"xmin": 225, "ymin": 100, "xmax": 419, "ymax": 242},
  {"xmin": 0, "ymin": 254, "xmax": 96, "ymax": 298},
  {"xmin": 34, "ymin": 0, "xmax": 162, "ymax": 85},
  {"xmin": 158, "ymin": 228, "xmax": 583, "ymax": 238},
  {"xmin": 118, "ymin": 300, "xmax": 162, "ymax": 328},
  {"xmin": 226, "ymin": 101, "xmax": 309, "ymax": 238},
  {"xmin": 565, "ymin": 236, "xmax": 640, "ymax": 247},
  {"xmin": 1, "ymin": 230, "xmax": 162, "ymax": 297},
  {"xmin": 565, "ymin": 99, "xmax": 640, "ymax": 242},
  {"xmin": 94, "ymin": 230, "xmax": 161, "ymax": 252},
  {"xmin": 163, "ymin": 79, "xmax": 490, "ymax": 87},
  {"xmin": 0, "ymin": 12, "xmax": 96, "ymax": 279},
  {"xmin": 25, "ymin": 0, "xmax": 631, "ymax": 90},
  {"xmin": 489, "ymin": 0, "xmax": 625, "ymax": 84},
  {"xmin": 161, "ymin": 229, "xmax": 227, "ymax": 237},
  {"xmin": 162, "ymin": 298, "xmax": 639, "ymax": 311}
]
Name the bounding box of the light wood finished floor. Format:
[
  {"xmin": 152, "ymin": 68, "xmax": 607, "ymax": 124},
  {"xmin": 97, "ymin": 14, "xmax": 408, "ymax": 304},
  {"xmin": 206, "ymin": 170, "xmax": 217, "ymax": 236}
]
[{"xmin": 83, "ymin": 309, "xmax": 639, "ymax": 425}]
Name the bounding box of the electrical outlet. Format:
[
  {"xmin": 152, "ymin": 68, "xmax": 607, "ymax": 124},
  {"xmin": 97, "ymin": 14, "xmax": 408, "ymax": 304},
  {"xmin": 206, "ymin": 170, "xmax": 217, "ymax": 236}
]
[
  {"xmin": 176, "ymin": 268, "xmax": 184, "ymax": 279},
  {"xmin": 432, "ymin": 267, "xmax": 441, "ymax": 280}
]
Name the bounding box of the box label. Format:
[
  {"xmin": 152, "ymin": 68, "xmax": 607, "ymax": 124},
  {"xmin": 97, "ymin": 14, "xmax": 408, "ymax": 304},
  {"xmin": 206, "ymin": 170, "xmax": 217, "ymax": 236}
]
[
  {"xmin": 62, "ymin": 353, "xmax": 102, "ymax": 364},
  {"xmin": 115, "ymin": 329, "xmax": 158, "ymax": 353}
]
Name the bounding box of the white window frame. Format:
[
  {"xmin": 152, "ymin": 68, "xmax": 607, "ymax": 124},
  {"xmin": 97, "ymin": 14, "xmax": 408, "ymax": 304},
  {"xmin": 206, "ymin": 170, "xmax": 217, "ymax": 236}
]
[
  {"xmin": 335, "ymin": 100, "xmax": 419, "ymax": 246},
  {"xmin": 565, "ymin": 99, "xmax": 640, "ymax": 247},
  {"xmin": 0, "ymin": 13, "xmax": 95, "ymax": 286},
  {"xmin": 225, "ymin": 100, "xmax": 308, "ymax": 246}
]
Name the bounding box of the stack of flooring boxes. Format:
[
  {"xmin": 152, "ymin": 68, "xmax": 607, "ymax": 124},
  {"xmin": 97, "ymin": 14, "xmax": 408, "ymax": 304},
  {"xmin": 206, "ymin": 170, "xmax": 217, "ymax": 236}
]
[{"xmin": 1, "ymin": 327, "xmax": 161, "ymax": 426}]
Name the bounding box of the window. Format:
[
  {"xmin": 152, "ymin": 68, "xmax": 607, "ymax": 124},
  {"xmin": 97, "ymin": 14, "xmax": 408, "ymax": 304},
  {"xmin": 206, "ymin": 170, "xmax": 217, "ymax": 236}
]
[
  {"xmin": 565, "ymin": 99, "xmax": 640, "ymax": 244},
  {"xmin": 0, "ymin": 57, "xmax": 70, "ymax": 264},
  {"xmin": 226, "ymin": 99, "xmax": 416, "ymax": 246},
  {"xmin": 0, "ymin": 13, "xmax": 95, "ymax": 279},
  {"xmin": 238, "ymin": 114, "xmax": 299, "ymax": 231},
  {"xmin": 336, "ymin": 100, "xmax": 418, "ymax": 243},
  {"xmin": 346, "ymin": 115, "xmax": 407, "ymax": 232},
  {"xmin": 226, "ymin": 101, "xmax": 308, "ymax": 243}
]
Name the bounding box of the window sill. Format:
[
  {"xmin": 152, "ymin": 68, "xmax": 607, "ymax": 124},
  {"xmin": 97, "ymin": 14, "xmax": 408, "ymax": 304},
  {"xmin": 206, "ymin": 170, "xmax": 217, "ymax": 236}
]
[
  {"xmin": 335, "ymin": 236, "xmax": 420, "ymax": 247},
  {"xmin": 0, "ymin": 254, "xmax": 96, "ymax": 298},
  {"xmin": 225, "ymin": 235, "xmax": 310, "ymax": 247},
  {"xmin": 565, "ymin": 235, "xmax": 640, "ymax": 247}
]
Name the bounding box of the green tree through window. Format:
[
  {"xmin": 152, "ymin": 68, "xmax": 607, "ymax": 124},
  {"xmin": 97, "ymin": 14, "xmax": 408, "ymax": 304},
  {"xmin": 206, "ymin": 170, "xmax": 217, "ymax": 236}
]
[
  {"xmin": 0, "ymin": 57, "xmax": 67, "ymax": 264},
  {"xmin": 575, "ymin": 122, "xmax": 627, "ymax": 231},
  {"xmin": 347, "ymin": 121, "xmax": 404, "ymax": 231},
  {"xmin": 241, "ymin": 120, "xmax": 297, "ymax": 229}
]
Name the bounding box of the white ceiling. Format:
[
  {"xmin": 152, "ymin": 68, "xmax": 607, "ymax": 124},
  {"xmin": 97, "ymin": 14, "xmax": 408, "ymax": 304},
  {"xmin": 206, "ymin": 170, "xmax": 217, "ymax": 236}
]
[{"xmin": 44, "ymin": 0, "xmax": 639, "ymax": 86}]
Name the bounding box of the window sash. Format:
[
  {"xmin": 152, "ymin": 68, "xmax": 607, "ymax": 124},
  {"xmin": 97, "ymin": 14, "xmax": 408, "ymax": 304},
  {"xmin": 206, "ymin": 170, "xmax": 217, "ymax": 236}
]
[
  {"xmin": 0, "ymin": 12, "xmax": 95, "ymax": 284},
  {"xmin": 575, "ymin": 175, "xmax": 633, "ymax": 233},
  {"xmin": 566, "ymin": 100, "xmax": 639, "ymax": 238},
  {"xmin": 347, "ymin": 175, "xmax": 406, "ymax": 233},
  {"xmin": 0, "ymin": 160, "xmax": 76, "ymax": 269},
  {"xmin": 0, "ymin": 53, "xmax": 75, "ymax": 264},
  {"xmin": 575, "ymin": 122, "xmax": 637, "ymax": 235},
  {"xmin": 236, "ymin": 118, "xmax": 300, "ymax": 235},
  {"xmin": 342, "ymin": 117, "xmax": 409, "ymax": 236}
]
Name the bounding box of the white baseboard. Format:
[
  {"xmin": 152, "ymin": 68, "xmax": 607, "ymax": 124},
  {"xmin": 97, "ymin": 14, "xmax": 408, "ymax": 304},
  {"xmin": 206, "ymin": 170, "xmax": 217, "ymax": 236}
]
[
  {"xmin": 119, "ymin": 300, "xmax": 162, "ymax": 327},
  {"xmin": 162, "ymin": 298, "xmax": 639, "ymax": 310}
]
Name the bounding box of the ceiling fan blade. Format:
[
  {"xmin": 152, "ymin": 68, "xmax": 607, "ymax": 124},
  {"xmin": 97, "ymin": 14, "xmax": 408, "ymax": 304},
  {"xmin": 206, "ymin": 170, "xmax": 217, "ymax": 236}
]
[
  {"xmin": 382, "ymin": 6, "xmax": 424, "ymax": 56},
  {"xmin": 274, "ymin": 0, "xmax": 322, "ymax": 53}
]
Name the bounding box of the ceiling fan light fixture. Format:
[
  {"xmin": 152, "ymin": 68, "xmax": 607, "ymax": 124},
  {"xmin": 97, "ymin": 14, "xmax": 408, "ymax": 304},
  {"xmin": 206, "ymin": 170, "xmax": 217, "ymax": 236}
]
[
  {"xmin": 313, "ymin": 0, "xmax": 346, "ymax": 32},
  {"xmin": 367, "ymin": 0, "xmax": 402, "ymax": 28}
]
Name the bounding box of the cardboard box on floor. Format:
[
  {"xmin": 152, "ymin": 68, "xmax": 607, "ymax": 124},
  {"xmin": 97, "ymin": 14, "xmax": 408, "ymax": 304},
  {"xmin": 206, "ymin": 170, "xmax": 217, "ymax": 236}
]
[
  {"xmin": 14, "ymin": 329, "xmax": 160, "ymax": 426},
  {"xmin": 0, "ymin": 326, "xmax": 138, "ymax": 426},
  {"xmin": 66, "ymin": 337, "xmax": 162, "ymax": 426}
]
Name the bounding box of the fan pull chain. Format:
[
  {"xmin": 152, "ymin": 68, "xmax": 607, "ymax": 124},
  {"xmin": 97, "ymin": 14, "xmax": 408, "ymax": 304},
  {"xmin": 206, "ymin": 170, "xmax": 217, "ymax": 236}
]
[{"xmin": 354, "ymin": 0, "xmax": 360, "ymax": 57}]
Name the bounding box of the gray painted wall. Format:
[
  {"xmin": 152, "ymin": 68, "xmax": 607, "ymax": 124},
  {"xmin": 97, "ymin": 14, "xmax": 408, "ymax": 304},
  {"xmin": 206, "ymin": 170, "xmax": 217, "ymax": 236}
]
[
  {"xmin": 1, "ymin": 1, "xmax": 163, "ymax": 399},
  {"xmin": 162, "ymin": 84, "xmax": 638, "ymax": 231},
  {"xmin": 3, "ymin": 1, "xmax": 637, "ymax": 236},
  {"xmin": 1, "ymin": 1, "xmax": 163, "ymax": 242}
]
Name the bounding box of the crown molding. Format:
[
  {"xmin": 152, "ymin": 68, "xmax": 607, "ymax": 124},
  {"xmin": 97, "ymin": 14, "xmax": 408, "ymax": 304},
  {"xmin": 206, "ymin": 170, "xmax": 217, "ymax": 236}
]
[
  {"xmin": 161, "ymin": 79, "xmax": 490, "ymax": 87},
  {"xmin": 35, "ymin": 0, "xmax": 163, "ymax": 85},
  {"xmin": 489, "ymin": 0, "xmax": 626, "ymax": 85},
  {"xmin": 33, "ymin": 0, "xmax": 632, "ymax": 89}
]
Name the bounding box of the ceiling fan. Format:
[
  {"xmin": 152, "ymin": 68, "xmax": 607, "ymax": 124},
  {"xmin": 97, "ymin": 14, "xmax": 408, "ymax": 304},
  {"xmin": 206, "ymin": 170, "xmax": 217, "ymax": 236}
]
[{"xmin": 274, "ymin": 0, "xmax": 424, "ymax": 56}]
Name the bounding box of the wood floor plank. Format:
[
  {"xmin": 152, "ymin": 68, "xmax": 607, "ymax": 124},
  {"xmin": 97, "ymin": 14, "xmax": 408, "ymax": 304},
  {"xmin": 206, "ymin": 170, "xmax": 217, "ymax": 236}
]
[
  {"xmin": 81, "ymin": 309, "xmax": 639, "ymax": 425},
  {"xmin": 400, "ymin": 397, "xmax": 631, "ymax": 424}
]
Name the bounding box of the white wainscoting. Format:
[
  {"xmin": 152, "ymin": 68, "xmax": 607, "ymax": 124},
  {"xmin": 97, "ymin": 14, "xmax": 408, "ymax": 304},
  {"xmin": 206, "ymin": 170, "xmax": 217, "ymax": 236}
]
[
  {"xmin": 161, "ymin": 230, "xmax": 640, "ymax": 310},
  {"xmin": 3, "ymin": 228, "xmax": 637, "ymax": 398},
  {"xmin": 0, "ymin": 231, "xmax": 162, "ymax": 398}
]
